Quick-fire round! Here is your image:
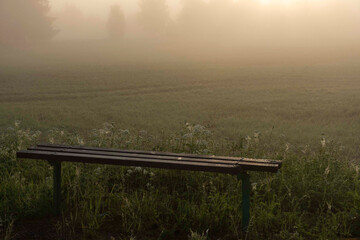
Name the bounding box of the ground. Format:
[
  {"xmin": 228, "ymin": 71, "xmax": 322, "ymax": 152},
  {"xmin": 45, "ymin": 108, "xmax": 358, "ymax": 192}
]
[{"xmin": 1, "ymin": 61, "xmax": 360, "ymax": 149}]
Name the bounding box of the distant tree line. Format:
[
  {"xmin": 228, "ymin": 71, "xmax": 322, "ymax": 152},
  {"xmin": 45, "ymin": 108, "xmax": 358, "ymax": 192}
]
[
  {"xmin": 0, "ymin": 0, "xmax": 56, "ymax": 46},
  {"xmin": 1, "ymin": 0, "xmax": 359, "ymax": 46},
  {"xmin": 107, "ymin": 5, "xmax": 125, "ymax": 40}
]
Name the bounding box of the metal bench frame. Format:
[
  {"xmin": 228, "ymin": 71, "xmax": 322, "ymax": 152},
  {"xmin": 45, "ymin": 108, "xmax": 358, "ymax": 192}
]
[{"xmin": 17, "ymin": 144, "xmax": 281, "ymax": 232}]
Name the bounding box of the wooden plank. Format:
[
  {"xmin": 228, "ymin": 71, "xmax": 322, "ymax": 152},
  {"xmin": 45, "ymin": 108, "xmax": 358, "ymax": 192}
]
[
  {"xmin": 29, "ymin": 146, "xmax": 280, "ymax": 168},
  {"xmin": 17, "ymin": 150, "xmax": 280, "ymax": 173},
  {"xmin": 19, "ymin": 150, "xmax": 279, "ymax": 171},
  {"xmin": 36, "ymin": 144, "xmax": 281, "ymax": 166}
]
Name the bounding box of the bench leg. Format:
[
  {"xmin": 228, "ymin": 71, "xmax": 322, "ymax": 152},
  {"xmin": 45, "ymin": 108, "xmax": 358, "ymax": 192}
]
[
  {"xmin": 53, "ymin": 161, "xmax": 62, "ymax": 215},
  {"xmin": 238, "ymin": 172, "xmax": 250, "ymax": 233}
]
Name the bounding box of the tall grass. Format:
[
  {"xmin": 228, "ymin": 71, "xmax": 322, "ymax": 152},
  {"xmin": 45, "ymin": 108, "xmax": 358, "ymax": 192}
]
[{"xmin": 1, "ymin": 121, "xmax": 359, "ymax": 239}]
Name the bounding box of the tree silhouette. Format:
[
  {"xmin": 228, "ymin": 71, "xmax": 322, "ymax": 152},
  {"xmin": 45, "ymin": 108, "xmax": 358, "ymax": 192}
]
[
  {"xmin": 0, "ymin": 0, "xmax": 56, "ymax": 46},
  {"xmin": 107, "ymin": 4, "xmax": 125, "ymax": 40},
  {"xmin": 138, "ymin": 0, "xmax": 170, "ymax": 33}
]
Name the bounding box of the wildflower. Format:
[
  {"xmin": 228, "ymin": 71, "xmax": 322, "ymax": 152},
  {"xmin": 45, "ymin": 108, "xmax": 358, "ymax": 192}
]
[
  {"xmin": 186, "ymin": 123, "xmax": 193, "ymax": 132},
  {"xmin": 321, "ymin": 137, "xmax": 326, "ymax": 148},
  {"xmin": 285, "ymin": 143, "xmax": 290, "ymax": 152},
  {"xmin": 94, "ymin": 167, "xmax": 101, "ymax": 175},
  {"xmin": 32, "ymin": 131, "xmax": 42, "ymax": 138},
  {"xmin": 139, "ymin": 130, "xmax": 147, "ymax": 136},
  {"xmin": 135, "ymin": 167, "xmax": 142, "ymax": 172},
  {"xmin": 203, "ymin": 130, "xmax": 212, "ymax": 136},
  {"xmin": 14, "ymin": 120, "xmax": 21, "ymax": 127},
  {"xmin": 121, "ymin": 129, "xmax": 130, "ymax": 135},
  {"xmin": 253, "ymin": 131, "xmax": 260, "ymax": 143},
  {"xmin": 301, "ymin": 145, "xmax": 309, "ymax": 154},
  {"xmin": 327, "ymin": 202, "xmax": 332, "ymax": 210},
  {"xmin": 77, "ymin": 137, "xmax": 84, "ymax": 145},
  {"xmin": 196, "ymin": 139, "xmax": 207, "ymax": 145},
  {"xmin": 193, "ymin": 124, "xmax": 204, "ymax": 134},
  {"xmin": 183, "ymin": 133, "xmax": 193, "ymax": 139},
  {"xmin": 103, "ymin": 122, "xmax": 113, "ymax": 130},
  {"xmin": 324, "ymin": 166, "xmax": 330, "ymax": 176}
]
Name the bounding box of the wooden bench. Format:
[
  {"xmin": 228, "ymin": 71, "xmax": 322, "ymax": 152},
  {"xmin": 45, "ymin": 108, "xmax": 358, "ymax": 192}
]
[{"xmin": 16, "ymin": 144, "xmax": 281, "ymax": 232}]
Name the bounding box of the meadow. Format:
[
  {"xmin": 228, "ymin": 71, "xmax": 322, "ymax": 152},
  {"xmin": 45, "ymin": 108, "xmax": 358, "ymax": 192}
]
[
  {"xmin": 1, "ymin": 59, "xmax": 360, "ymax": 146},
  {"xmin": 1, "ymin": 58, "xmax": 360, "ymax": 239}
]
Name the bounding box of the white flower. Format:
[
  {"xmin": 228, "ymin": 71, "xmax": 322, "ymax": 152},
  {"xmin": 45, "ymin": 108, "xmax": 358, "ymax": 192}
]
[
  {"xmin": 183, "ymin": 133, "xmax": 193, "ymax": 139},
  {"xmin": 285, "ymin": 143, "xmax": 290, "ymax": 152},
  {"xmin": 253, "ymin": 131, "xmax": 260, "ymax": 143},
  {"xmin": 321, "ymin": 137, "xmax": 326, "ymax": 148},
  {"xmin": 14, "ymin": 120, "xmax": 21, "ymax": 127},
  {"xmin": 94, "ymin": 167, "xmax": 101, "ymax": 175},
  {"xmin": 186, "ymin": 123, "xmax": 193, "ymax": 132},
  {"xmin": 324, "ymin": 166, "xmax": 330, "ymax": 176},
  {"xmin": 121, "ymin": 129, "xmax": 130, "ymax": 135},
  {"xmin": 78, "ymin": 137, "xmax": 84, "ymax": 145},
  {"xmin": 327, "ymin": 202, "xmax": 332, "ymax": 210}
]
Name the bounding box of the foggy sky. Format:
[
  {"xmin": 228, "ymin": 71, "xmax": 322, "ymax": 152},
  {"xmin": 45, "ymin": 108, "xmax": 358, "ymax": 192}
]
[
  {"xmin": 49, "ymin": 0, "xmax": 182, "ymax": 19},
  {"xmin": 2, "ymin": 0, "xmax": 360, "ymax": 65},
  {"xmin": 49, "ymin": 0, "xmax": 360, "ymax": 45}
]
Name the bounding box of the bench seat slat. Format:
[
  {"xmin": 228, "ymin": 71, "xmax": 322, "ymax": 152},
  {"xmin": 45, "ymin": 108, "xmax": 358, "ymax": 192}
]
[
  {"xmin": 36, "ymin": 144, "xmax": 281, "ymax": 165},
  {"xmin": 30, "ymin": 146, "xmax": 280, "ymax": 167},
  {"xmin": 17, "ymin": 150, "xmax": 280, "ymax": 173}
]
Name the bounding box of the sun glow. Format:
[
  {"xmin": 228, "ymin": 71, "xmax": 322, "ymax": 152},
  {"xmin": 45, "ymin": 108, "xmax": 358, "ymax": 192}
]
[
  {"xmin": 258, "ymin": 0, "xmax": 298, "ymax": 5},
  {"xmin": 259, "ymin": 0, "xmax": 271, "ymax": 5}
]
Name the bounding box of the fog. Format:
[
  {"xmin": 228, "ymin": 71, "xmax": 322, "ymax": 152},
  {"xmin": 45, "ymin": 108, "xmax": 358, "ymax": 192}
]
[{"xmin": 1, "ymin": 0, "xmax": 360, "ymax": 65}]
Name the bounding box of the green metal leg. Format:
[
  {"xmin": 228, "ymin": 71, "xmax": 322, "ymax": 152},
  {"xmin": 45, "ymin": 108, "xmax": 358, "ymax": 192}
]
[
  {"xmin": 53, "ymin": 161, "xmax": 62, "ymax": 215},
  {"xmin": 238, "ymin": 172, "xmax": 250, "ymax": 233}
]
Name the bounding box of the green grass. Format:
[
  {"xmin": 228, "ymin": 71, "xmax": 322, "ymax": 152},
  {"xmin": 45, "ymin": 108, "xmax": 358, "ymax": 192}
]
[
  {"xmin": 1, "ymin": 60, "xmax": 360, "ymax": 239},
  {"xmin": 1, "ymin": 122, "xmax": 359, "ymax": 239},
  {"xmin": 1, "ymin": 62, "xmax": 360, "ymax": 147}
]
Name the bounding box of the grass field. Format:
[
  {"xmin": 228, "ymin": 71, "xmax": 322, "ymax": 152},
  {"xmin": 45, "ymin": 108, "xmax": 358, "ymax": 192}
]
[
  {"xmin": 1, "ymin": 56, "xmax": 360, "ymax": 239},
  {"xmin": 1, "ymin": 60, "xmax": 360, "ymax": 148}
]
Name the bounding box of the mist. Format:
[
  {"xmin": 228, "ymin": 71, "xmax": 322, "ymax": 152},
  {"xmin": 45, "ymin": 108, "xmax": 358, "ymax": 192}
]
[{"xmin": 1, "ymin": 0, "xmax": 360, "ymax": 65}]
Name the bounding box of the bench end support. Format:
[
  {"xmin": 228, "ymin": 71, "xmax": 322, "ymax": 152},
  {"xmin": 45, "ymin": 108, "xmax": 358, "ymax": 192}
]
[
  {"xmin": 238, "ymin": 172, "xmax": 250, "ymax": 233},
  {"xmin": 52, "ymin": 161, "xmax": 62, "ymax": 215}
]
